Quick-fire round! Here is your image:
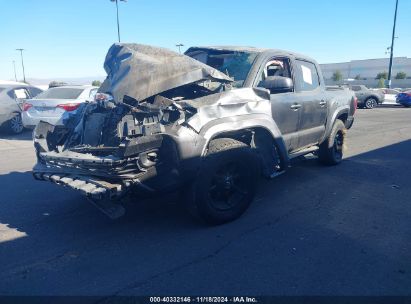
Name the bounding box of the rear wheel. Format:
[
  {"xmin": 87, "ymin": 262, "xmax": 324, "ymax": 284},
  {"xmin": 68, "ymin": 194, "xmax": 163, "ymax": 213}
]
[
  {"xmin": 6, "ymin": 113, "xmax": 24, "ymax": 134},
  {"xmin": 318, "ymin": 119, "xmax": 346, "ymax": 166},
  {"xmin": 365, "ymin": 98, "xmax": 377, "ymax": 109},
  {"xmin": 186, "ymin": 138, "xmax": 259, "ymax": 225}
]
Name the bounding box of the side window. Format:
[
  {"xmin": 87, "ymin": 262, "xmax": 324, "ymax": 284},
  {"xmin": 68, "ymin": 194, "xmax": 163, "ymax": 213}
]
[
  {"xmin": 256, "ymin": 58, "xmax": 292, "ymax": 88},
  {"xmin": 28, "ymin": 87, "xmax": 43, "ymax": 98},
  {"xmin": 294, "ymin": 60, "xmax": 320, "ymax": 92},
  {"xmin": 351, "ymin": 86, "xmax": 361, "ymax": 92},
  {"xmin": 13, "ymin": 88, "xmax": 30, "ymax": 100}
]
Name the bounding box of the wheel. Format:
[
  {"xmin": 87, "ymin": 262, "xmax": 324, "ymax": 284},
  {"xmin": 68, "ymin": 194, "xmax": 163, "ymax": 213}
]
[
  {"xmin": 186, "ymin": 138, "xmax": 259, "ymax": 225},
  {"xmin": 364, "ymin": 98, "xmax": 377, "ymax": 109},
  {"xmin": 6, "ymin": 113, "xmax": 24, "ymax": 134},
  {"xmin": 318, "ymin": 119, "xmax": 346, "ymax": 166}
]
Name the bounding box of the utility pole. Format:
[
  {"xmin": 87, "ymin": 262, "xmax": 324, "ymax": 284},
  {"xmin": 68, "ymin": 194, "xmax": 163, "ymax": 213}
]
[
  {"xmin": 16, "ymin": 48, "xmax": 26, "ymax": 83},
  {"xmin": 12, "ymin": 60, "xmax": 17, "ymax": 82},
  {"xmin": 110, "ymin": 0, "xmax": 126, "ymax": 43},
  {"xmin": 387, "ymin": 0, "xmax": 399, "ymax": 88},
  {"xmin": 176, "ymin": 43, "xmax": 184, "ymax": 54}
]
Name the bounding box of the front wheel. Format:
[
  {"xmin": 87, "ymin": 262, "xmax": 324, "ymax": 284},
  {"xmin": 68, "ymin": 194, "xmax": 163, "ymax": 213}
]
[
  {"xmin": 186, "ymin": 138, "xmax": 259, "ymax": 225},
  {"xmin": 318, "ymin": 119, "xmax": 346, "ymax": 166}
]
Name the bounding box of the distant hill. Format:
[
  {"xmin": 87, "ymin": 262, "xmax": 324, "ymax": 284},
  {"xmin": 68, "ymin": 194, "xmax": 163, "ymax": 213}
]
[{"xmin": 26, "ymin": 76, "xmax": 105, "ymax": 86}]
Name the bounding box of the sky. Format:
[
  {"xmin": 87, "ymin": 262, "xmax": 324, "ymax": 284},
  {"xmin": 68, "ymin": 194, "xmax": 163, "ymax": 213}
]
[{"xmin": 0, "ymin": 0, "xmax": 410, "ymax": 81}]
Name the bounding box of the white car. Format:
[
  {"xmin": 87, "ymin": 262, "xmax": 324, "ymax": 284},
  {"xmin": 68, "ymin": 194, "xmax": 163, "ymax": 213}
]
[
  {"xmin": 0, "ymin": 83, "xmax": 43, "ymax": 134},
  {"xmin": 376, "ymin": 88, "xmax": 401, "ymax": 104},
  {"xmin": 22, "ymin": 85, "xmax": 98, "ymax": 128}
]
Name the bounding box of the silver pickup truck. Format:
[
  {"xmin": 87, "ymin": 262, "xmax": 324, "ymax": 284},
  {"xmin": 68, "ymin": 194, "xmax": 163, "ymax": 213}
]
[{"xmin": 32, "ymin": 44, "xmax": 356, "ymax": 224}]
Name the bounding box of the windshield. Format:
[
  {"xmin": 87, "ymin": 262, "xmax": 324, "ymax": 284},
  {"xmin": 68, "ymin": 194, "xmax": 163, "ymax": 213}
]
[
  {"xmin": 185, "ymin": 49, "xmax": 258, "ymax": 88},
  {"xmin": 35, "ymin": 87, "xmax": 84, "ymax": 99}
]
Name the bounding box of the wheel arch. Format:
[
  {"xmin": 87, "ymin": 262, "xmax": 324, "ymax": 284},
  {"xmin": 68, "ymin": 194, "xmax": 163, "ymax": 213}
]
[
  {"xmin": 366, "ymin": 94, "xmax": 380, "ymax": 102},
  {"xmin": 199, "ymin": 115, "xmax": 290, "ymax": 172},
  {"xmin": 321, "ymin": 106, "xmax": 349, "ymax": 144}
]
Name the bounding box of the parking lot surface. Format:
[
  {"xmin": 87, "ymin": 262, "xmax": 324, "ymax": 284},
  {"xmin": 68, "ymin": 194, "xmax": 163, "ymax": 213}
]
[{"xmin": 0, "ymin": 107, "xmax": 410, "ymax": 296}]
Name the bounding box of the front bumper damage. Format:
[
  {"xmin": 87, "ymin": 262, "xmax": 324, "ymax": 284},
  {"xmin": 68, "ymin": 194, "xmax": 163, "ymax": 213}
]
[{"xmin": 31, "ymin": 43, "xmax": 275, "ymax": 218}]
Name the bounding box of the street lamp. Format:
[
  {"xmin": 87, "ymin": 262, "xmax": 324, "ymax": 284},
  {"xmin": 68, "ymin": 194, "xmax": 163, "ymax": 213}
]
[
  {"xmin": 110, "ymin": 0, "xmax": 127, "ymax": 43},
  {"xmin": 12, "ymin": 60, "xmax": 17, "ymax": 82},
  {"xmin": 176, "ymin": 43, "xmax": 184, "ymax": 54},
  {"xmin": 16, "ymin": 48, "xmax": 26, "ymax": 83},
  {"xmin": 387, "ymin": 0, "xmax": 399, "ymax": 88}
]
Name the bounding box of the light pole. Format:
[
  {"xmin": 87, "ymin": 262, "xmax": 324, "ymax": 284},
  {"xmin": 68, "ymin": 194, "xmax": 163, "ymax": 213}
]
[
  {"xmin": 12, "ymin": 60, "xmax": 17, "ymax": 82},
  {"xmin": 176, "ymin": 43, "xmax": 184, "ymax": 54},
  {"xmin": 387, "ymin": 0, "xmax": 399, "ymax": 88},
  {"xmin": 16, "ymin": 48, "xmax": 26, "ymax": 83},
  {"xmin": 110, "ymin": 0, "xmax": 127, "ymax": 43}
]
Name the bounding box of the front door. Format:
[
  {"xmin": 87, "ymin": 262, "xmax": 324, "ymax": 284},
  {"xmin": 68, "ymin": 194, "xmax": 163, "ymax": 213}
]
[{"xmin": 256, "ymin": 57, "xmax": 300, "ymax": 151}]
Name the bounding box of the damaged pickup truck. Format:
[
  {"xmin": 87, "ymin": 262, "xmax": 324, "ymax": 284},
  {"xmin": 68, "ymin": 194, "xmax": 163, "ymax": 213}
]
[{"xmin": 32, "ymin": 44, "xmax": 356, "ymax": 224}]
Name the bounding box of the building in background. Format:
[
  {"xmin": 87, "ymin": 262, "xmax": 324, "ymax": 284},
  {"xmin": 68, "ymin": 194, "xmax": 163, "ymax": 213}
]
[{"xmin": 320, "ymin": 57, "xmax": 411, "ymax": 88}]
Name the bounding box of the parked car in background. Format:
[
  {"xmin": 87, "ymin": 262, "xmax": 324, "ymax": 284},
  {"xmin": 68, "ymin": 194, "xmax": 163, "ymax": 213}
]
[
  {"xmin": 376, "ymin": 88, "xmax": 401, "ymax": 103},
  {"xmin": 396, "ymin": 90, "xmax": 411, "ymax": 107},
  {"xmin": 22, "ymin": 85, "xmax": 98, "ymax": 128},
  {"xmin": 0, "ymin": 83, "xmax": 43, "ymax": 134},
  {"xmin": 349, "ymin": 85, "xmax": 384, "ymax": 109}
]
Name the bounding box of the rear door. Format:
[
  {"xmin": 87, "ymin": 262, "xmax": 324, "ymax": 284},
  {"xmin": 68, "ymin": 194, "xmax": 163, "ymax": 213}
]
[
  {"xmin": 292, "ymin": 59, "xmax": 327, "ymax": 149},
  {"xmin": 10, "ymin": 87, "xmax": 31, "ymax": 110}
]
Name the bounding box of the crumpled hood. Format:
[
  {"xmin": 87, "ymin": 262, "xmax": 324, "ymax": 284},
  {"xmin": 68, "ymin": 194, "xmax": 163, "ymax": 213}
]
[{"xmin": 99, "ymin": 43, "xmax": 233, "ymax": 103}]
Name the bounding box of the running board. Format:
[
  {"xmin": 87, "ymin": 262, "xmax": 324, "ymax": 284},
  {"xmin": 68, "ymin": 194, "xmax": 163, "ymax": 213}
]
[{"xmin": 289, "ymin": 146, "xmax": 319, "ymax": 159}]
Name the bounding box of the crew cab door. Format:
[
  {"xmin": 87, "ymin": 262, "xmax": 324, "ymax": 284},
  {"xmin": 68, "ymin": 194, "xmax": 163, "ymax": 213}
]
[
  {"xmin": 255, "ymin": 57, "xmax": 300, "ymax": 151},
  {"xmin": 292, "ymin": 59, "xmax": 327, "ymax": 148}
]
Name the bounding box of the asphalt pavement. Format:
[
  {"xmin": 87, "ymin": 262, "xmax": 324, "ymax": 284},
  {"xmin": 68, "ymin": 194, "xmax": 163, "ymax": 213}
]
[{"xmin": 0, "ymin": 107, "xmax": 410, "ymax": 296}]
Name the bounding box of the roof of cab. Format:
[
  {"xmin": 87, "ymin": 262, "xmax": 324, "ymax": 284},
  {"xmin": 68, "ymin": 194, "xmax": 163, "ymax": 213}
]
[{"xmin": 186, "ymin": 46, "xmax": 318, "ymax": 64}]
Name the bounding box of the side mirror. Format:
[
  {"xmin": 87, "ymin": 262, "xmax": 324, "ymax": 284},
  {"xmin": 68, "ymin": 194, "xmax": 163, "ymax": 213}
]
[{"xmin": 260, "ymin": 76, "xmax": 293, "ymax": 94}]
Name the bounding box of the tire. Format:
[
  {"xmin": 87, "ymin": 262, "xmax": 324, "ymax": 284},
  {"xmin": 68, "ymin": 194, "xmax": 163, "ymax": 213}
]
[
  {"xmin": 6, "ymin": 113, "xmax": 24, "ymax": 134},
  {"xmin": 318, "ymin": 119, "xmax": 346, "ymax": 166},
  {"xmin": 186, "ymin": 138, "xmax": 259, "ymax": 225},
  {"xmin": 364, "ymin": 97, "xmax": 377, "ymax": 109}
]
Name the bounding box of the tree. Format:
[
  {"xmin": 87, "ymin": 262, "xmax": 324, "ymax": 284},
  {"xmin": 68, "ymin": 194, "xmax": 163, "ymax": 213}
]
[
  {"xmin": 332, "ymin": 70, "xmax": 343, "ymax": 82},
  {"xmin": 92, "ymin": 80, "xmax": 102, "ymax": 86},
  {"xmin": 375, "ymin": 71, "xmax": 388, "ymax": 80},
  {"xmin": 354, "ymin": 74, "xmax": 361, "ymax": 80},
  {"xmin": 395, "ymin": 72, "xmax": 407, "ymax": 80},
  {"xmin": 377, "ymin": 78, "xmax": 385, "ymax": 88}
]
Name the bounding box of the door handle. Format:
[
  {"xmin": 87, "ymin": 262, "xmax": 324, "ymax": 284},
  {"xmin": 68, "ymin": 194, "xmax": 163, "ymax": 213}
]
[
  {"xmin": 290, "ymin": 104, "xmax": 301, "ymax": 110},
  {"xmin": 319, "ymin": 100, "xmax": 327, "ymax": 107}
]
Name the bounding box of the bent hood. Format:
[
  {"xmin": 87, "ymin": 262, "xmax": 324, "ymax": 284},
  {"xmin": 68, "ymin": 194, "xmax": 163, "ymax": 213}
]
[{"xmin": 99, "ymin": 43, "xmax": 233, "ymax": 103}]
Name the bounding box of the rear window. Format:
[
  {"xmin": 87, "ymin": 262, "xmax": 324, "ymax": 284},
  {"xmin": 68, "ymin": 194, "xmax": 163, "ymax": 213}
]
[
  {"xmin": 28, "ymin": 87, "xmax": 43, "ymax": 97},
  {"xmin": 35, "ymin": 87, "xmax": 84, "ymax": 99}
]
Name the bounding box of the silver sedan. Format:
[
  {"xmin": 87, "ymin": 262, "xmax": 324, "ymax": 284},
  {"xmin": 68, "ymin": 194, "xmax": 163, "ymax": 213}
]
[
  {"xmin": 0, "ymin": 83, "xmax": 43, "ymax": 134},
  {"xmin": 22, "ymin": 85, "xmax": 98, "ymax": 128}
]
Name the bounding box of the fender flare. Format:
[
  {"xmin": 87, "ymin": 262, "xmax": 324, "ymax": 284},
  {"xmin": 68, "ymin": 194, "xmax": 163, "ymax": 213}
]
[
  {"xmin": 198, "ymin": 114, "xmax": 290, "ymax": 169},
  {"xmin": 322, "ymin": 106, "xmax": 350, "ymax": 143}
]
